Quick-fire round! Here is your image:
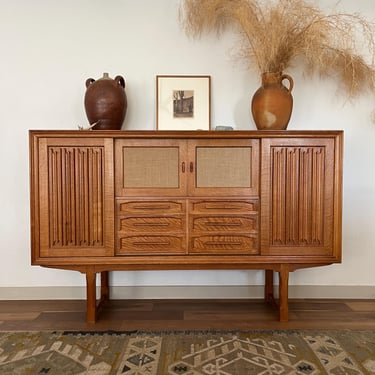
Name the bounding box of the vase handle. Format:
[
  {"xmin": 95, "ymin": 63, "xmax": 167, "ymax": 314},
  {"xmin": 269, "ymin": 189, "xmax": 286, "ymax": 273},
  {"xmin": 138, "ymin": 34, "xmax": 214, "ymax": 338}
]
[
  {"xmin": 85, "ymin": 78, "xmax": 95, "ymax": 88},
  {"xmin": 115, "ymin": 75, "xmax": 125, "ymax": 88},
  {"xmin": 281, "ymin": 74, "xmax": 293, "ymax": 93}
]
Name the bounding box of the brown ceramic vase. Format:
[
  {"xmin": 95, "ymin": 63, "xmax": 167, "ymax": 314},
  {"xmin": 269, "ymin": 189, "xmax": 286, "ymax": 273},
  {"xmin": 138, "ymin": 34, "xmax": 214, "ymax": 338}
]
[
  {"xmin": 251, "ymin": 72, "xmax": 293, "ymax": 130},
  {"xmin": 84, "ymin": 73, "xmax": 127, "ymax": 130}
]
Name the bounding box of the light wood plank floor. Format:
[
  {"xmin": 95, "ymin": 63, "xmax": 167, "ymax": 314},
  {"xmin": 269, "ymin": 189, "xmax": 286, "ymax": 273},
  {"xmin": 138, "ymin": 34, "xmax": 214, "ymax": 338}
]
[{"xmin": 0, "ymin": 299, "xmax": 374, "ymax": 331}]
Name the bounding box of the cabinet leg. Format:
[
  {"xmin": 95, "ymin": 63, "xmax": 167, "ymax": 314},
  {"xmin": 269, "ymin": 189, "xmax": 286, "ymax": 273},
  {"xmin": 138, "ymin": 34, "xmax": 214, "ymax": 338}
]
[
  {"xmin": 100, "ymin": 271, "xmax": 110, "ymax": 302},
  {"xmin": 264, "ymin": 270, "xmax": 274, "ymax": 302},
  {"xmin": 278, "ymin": 265, "xmax": 289, "ymax": 322},
  {"xmin": 86, "ymin": 271, "xmax": 97, "ymax": 324}
]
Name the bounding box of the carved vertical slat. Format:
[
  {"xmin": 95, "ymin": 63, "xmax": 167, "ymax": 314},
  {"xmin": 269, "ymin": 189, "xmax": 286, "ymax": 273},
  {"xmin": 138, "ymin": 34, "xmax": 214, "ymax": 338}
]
[
  {"xmin": 299, "ymin": 148, "xmax": 312, "ymax": 244},
  {"xmin": 63, "ymin": 149, "xmax": 68, "ymax": 245},
  {"xmin": 88, "ymin": 149, "xmax": 94, "ymax": 244},
  {"xmin": 271, "ymin": 148, "xmax": 286, "ymax": 245},
  {"xmin": 49, "ymin": 148, "xmax": 61, "ymax": 246},
  {"xmin": 93, "ymin": 148, "xmax": 103, "ymax": 245},
  {"xmin": 76, "ymin": 149, "xmax": 82, "ymax": 245},
  {"xmin": 76, "ymin": 148, "xmax": 88, "ymax": 246},
  {"xmin": 312, "ymin": 148, "xmax": 324, "ymax": 245},
  {"xmin": 67, "ymin": 148, "xmax": 76, "ymax": 245},
  {"xmin": 61, "ymin": 148, "xmax": 66, "ymax": 246},
  {"xmin": 48, "ymin": 149, "xmax": 55, "ymax": 246},
  {"xmin": 94, "ymin": 150, "xmax": 99, "ymax": 243},
  {"xmin": 82, "ymin": 149, "xmax": 89, "ymax": 245},
  {"xmin": 285, "ymin": 148, "xmax": 299, "ymax": 245}
]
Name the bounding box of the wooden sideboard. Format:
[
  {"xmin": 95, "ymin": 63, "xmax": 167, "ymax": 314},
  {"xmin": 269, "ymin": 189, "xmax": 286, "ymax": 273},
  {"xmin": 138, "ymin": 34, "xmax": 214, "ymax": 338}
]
[{"xmin": 29, "ymin": 130, "xmax": 343, "ymax": 323}]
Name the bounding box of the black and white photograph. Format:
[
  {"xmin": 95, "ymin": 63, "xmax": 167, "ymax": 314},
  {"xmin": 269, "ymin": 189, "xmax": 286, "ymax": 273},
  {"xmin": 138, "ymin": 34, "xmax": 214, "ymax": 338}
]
[
  {"xmin": 173, "ymin": 90, "xmax": 194, "ymax": 118},
  {"xmin": 157, "ymin": 75, "xmax": 210, "ymax": 130}
]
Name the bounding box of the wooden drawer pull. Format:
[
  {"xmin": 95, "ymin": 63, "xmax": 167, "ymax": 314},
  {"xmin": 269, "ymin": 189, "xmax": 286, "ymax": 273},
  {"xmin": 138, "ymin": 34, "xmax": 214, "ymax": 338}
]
[
  {"xmin": 132, "ymin": 205, "xmax": 171, "ymax": 210},
  {"xmin": 204, "ymin": 205, "xmax": 241, "ymax": 210},
  {"xmin": 132, "ymin": 241, "xmax": 170, "ymax": 246},
  {"xmin": 206, "ymin": 241, "xmax": 243, "ymax": 246},
  {"xmin": 204, "ymin": 222, "xmax": 242, "ymax": 226},
  {"xmin": 133, "ymin": 223, "xmax": 170, "ymax": 227}
]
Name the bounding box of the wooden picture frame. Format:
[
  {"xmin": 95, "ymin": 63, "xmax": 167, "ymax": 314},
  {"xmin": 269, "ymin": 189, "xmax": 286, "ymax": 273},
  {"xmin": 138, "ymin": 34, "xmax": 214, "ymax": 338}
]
[{"xmin": 156, "ymin": 75, "xmax": 211, "ymax": 130}]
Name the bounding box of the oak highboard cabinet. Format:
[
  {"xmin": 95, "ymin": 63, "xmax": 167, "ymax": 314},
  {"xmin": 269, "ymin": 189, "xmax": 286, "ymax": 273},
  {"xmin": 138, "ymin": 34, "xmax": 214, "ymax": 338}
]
[{"xmin": 29, "ymin": 130, "xmax": 343, "ymax": 323}]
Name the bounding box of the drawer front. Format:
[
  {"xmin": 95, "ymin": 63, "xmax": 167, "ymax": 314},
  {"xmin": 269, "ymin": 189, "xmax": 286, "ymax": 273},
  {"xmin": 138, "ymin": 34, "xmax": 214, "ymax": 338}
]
[
  {"xmin": 118, "ymin": 216, "xmax": 185, "ymax": 233},
  {"xmin": 190, "ymin": 235, "xmax": 259, "ymax": 254},
  {"xmin": 117, "ymin": 235, "xmax": 186, "ymax": 255},
  {"xmin": 117, "ymin": 200, "xmax": 185, "ymax": 214},
  {"xmin": 116, "ymin": 199, "xmax": 187, "ymax": 255},
  {"xmin": 191, "ymin": 200, "xmax": 258, "ymax": 214},
  {"xmin": 191, "ymin": 216, "xmax": 257, "ymax": 233},
  {"xmin": 189, "ymin": 199, "xmax": 259, "ymax": 254}
]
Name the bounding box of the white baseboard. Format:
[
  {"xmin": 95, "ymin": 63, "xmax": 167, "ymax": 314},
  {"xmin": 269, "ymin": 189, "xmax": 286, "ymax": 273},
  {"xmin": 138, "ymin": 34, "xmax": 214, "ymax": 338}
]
[{"xmin": 0, "ymin": 285, "xmax": 374, "ymax": 300}]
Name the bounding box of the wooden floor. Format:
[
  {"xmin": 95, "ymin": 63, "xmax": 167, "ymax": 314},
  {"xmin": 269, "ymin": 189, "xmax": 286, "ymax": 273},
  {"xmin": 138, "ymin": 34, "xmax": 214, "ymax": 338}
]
[{"xmin": 0, "ymin": 299, "xmax": 374, "ymax": 331}]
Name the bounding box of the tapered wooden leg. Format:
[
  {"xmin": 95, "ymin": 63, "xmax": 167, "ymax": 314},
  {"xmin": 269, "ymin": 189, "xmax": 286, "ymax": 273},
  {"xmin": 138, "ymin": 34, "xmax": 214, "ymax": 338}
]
[
  {"xmin": 278, "ymin": 265, "xmax": 289, "ymax": 322},
  {"xmin": 86, "ymin": 271, "xmax": 97, "ymax": 324},
  {"xmin": 100, "ymin": 271, "xmax": 109, "ymax": 302},
  {"xmin": 265, "ymin": 270, "xmax": 274, "ymax": 302}
]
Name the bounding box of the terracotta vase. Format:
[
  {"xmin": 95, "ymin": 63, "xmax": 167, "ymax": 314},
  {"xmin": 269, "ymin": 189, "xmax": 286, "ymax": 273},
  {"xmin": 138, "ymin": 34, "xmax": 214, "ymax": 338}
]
[
  {"xmin": 251, "ymin": 72, "xmax": 293, "ymax": 130},
  {"xmin": 84, "ymin": 73, "xmax": 127, "ymax": 130}
]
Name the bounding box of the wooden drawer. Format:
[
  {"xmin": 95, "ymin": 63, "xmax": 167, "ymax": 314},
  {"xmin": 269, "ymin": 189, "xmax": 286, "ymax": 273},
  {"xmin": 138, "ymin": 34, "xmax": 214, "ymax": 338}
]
[
  {"xmin": 116, "ymin": 235, "xmax": 186, "ymax": 255},
  {"xmin": 190, "ymin": 200, "xmax": 258, "ymax": 214},
  {"xmin": 117, "ymin": 200, "xmax": 185, "ymax": 214},
  {"xmin": 118, "ymin": 216, "xmax": 185, "ymax": 233},
  {"xmin": 190, "ymin": 235, "xmax": 259, "ymax": 254},
  {"xmin": 191, "ymin": 216, "xmax": 258, "ymax": 233}
]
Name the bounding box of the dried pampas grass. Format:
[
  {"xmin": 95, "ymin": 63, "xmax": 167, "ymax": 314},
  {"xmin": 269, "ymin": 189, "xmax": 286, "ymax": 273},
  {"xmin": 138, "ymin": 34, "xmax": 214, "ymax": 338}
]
[{"xmin": 180, "ymin": 0, "xmax": 375, "ymax": 97}]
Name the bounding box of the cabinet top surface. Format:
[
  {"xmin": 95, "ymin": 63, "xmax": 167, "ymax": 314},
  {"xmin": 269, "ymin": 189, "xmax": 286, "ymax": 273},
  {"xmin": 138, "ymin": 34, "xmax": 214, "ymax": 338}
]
[{"xmin": 29, "ymin": 129, "xmax": 343, "ymax": 139}]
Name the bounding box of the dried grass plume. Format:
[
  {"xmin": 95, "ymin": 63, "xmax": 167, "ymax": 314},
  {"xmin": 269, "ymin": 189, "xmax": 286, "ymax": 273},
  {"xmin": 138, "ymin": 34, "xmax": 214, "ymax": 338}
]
[{"xmin": 180, "ymin": 0, "xmax": 375, "ymax": 97}]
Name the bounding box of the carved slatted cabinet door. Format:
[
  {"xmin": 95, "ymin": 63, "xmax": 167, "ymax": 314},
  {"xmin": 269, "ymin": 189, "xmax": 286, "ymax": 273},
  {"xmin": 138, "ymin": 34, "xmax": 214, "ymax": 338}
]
[
  {"xmin": 261, "ymin": 135, "xmax": 342, "ymax": 260},
  {"xmin": 35, "ymin": 137, "xmax": 114, "ymax": 258}
]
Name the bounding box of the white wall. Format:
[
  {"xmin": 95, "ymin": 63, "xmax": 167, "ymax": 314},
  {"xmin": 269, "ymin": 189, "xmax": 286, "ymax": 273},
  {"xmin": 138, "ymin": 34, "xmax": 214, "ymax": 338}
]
[{"xmin": 0, "ymin": 0, "xmax": 374, "ymax": 298}]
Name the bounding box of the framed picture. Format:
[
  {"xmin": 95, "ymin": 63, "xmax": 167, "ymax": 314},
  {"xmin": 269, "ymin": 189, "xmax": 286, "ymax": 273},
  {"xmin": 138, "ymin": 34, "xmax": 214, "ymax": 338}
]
[{"xmin": 156, "ymin": 75, "xmax": 211, "ymax": 130}]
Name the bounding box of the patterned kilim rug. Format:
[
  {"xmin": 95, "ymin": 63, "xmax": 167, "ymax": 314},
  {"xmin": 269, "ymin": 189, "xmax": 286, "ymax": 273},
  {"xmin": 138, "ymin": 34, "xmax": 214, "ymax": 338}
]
[{"xmin": 0, "ymin": 330, "xmax": 374, "ymax": 374}]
